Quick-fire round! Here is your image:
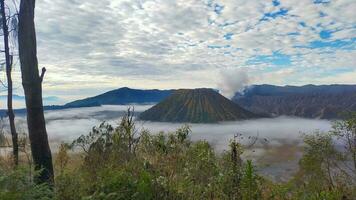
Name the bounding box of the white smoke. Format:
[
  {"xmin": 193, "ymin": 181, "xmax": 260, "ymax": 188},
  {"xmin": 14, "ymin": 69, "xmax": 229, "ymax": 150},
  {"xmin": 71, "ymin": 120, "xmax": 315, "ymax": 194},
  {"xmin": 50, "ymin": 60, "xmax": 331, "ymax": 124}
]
[{"xmin": 218, "ymin": 68, "xmax": 250, "ymax": 98}]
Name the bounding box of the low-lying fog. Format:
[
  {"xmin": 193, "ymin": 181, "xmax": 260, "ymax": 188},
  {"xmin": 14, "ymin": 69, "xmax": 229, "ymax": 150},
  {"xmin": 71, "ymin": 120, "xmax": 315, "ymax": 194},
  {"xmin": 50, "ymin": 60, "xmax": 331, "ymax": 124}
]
[{"xmin": 8, "ymin": 105, "xmax": 333, "ymax": 181}]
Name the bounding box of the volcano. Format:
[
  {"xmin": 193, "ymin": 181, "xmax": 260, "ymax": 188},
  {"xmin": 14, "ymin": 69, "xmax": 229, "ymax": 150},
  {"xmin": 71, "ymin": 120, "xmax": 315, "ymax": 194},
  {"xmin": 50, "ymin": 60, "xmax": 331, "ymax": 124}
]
[{"xmin": 139, "ymin": 88, "xmax": 259, "ymax": 123}]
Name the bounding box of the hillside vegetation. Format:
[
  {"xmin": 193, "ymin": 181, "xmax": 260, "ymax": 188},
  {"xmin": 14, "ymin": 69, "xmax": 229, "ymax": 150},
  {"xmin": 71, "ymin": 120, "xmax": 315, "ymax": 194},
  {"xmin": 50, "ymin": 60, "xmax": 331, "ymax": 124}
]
[{"xmin": 0, "ymin": 110, "xmax": 355, "ymax": 199}]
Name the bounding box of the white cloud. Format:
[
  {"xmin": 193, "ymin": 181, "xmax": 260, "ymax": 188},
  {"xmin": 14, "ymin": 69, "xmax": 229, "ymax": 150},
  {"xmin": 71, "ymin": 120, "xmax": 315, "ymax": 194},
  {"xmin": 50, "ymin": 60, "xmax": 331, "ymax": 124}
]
[{"xmin": 1, "ymin": 0, "xmax": 354, "ymax": 101}]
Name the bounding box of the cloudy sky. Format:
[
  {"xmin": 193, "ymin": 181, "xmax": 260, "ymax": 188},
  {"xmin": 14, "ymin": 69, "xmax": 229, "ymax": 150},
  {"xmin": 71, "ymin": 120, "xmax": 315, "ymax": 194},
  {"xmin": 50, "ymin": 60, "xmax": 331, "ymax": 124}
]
[{"xmin": 2, "ymin": 0, "xmax": 356, "ymax": 101}]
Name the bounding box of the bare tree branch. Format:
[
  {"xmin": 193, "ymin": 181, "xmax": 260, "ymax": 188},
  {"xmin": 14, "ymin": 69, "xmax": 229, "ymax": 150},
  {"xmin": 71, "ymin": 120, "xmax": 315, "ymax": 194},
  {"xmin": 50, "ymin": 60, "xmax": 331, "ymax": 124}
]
[
  {"xmin": 40, "ymin": 67, "xmax": 46, "ymax": 82},
  {"xmin": 0, "ymin": 79, "xmax": 7, "ymax": 88}
]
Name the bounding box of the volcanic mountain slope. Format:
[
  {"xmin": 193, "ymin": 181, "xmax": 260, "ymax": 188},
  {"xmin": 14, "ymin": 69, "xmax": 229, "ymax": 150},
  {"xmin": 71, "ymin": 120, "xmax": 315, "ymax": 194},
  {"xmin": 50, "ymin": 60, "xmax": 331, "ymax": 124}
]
[
  {"xmin": 139, "ymin": 88, "xmax": 259, "ymax": 123},
  {"xmin": 233, "ymin": 84, "xmax": 356, "ymax": 119},
  {"xmin": 65, "ymin": 87, "xmax": 174, "ymax": 107}
]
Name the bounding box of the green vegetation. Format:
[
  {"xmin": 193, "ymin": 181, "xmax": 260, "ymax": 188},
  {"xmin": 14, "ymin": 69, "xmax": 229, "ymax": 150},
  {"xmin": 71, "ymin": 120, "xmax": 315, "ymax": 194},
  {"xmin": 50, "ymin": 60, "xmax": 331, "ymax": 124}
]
[{"xmin": 0, "ymin": 111, "xmax": 355, "ymax": 199}]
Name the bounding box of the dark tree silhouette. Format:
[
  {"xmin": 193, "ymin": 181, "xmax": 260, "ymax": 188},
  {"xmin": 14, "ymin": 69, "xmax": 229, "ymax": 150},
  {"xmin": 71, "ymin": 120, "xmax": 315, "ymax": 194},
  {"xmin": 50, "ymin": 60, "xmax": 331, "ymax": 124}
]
[
  {"xmin": 0, "ymin": 0, "xmax": 18, "ymax": 166},
  {"xmin": 18, "ymin": 0, "xmax": 54, "ymax": 185}
]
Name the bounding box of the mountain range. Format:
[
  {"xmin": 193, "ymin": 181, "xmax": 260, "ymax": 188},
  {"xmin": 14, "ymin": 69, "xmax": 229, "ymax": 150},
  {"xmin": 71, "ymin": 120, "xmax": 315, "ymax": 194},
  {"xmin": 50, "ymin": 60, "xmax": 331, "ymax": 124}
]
[
  {"xmin": 65, "ymin": 87, "xmax": 174, "ymax": 107},
  {"xmin": 1, "ymin": 85, "xmax": 355, "ymax": 120},
  {"xmin": 139, "ymin": 88, "xmax": 259, "ymax": 123},
  {"xmin": 233, "ymin": 84, "xmax": 356, "ymax": 119},
  {"xmin": 0, "ymin": 88, "xmax": 173, "ymax": 116},
  {"xmin": 0, "ymin": 94, "xmax": 61, "ymax": 103}
]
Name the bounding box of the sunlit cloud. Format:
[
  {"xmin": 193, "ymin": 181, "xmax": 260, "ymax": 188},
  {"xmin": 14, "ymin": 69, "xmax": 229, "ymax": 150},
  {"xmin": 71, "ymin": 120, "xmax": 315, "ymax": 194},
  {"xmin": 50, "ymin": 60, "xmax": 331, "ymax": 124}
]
[{"xmin": 1, "ymin": 0, "xmax": 354, "ymax": 100}]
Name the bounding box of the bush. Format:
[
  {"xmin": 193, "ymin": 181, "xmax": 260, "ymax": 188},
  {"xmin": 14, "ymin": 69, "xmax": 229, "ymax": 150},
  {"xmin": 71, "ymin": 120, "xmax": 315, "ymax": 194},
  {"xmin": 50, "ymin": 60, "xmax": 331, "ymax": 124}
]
[
  {"xmin": 1, "ymin": 110, "xmax": 355, "ymax": 199},
  {"xmin": 0, "ymin": 167, "xmax": 52, "ymax": 200}
]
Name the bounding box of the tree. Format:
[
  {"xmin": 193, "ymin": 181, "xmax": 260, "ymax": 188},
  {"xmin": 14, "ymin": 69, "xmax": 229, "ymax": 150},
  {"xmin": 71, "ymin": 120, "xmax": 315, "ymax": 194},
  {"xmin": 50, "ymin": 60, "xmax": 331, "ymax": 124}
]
[
  {"xmin": 0, "ymin": 0, "xmax": 18, "ymax": 166},
  {"xmin": 332, "ymin": 112, "xmax": 356, "ymax": 172},
  {"xmin": 18, "ymin": 0, "xmax": 53, "ymax": 185},
  {"xmin": 241, "ymin": 160, "xmax": 261, "ymax": 200}
]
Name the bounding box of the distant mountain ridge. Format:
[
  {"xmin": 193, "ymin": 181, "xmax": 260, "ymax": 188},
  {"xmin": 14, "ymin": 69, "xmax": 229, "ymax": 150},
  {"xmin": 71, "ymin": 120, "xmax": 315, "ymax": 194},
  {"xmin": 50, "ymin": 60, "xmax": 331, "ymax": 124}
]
[
  {"xmin": 0, "ymin": 94, "xmax": 61, "ymax": 102},
  {"xmin": 140, "ymin": 88, "xmax": 260, "ymax": 123},
  {"xmin": 233, "ymin": 84, "xmax": 356, "ymax": 119},
  {"xmin": 0, "ymin": 88, "xmax": 174, "ymax": 116},
  {"xmin": 65, "ymin": 87, "xmax": 174, "ymax": 107},
  {"xmin": 1, "ymin": 85, "xmax": 354, "ymax": 119}
]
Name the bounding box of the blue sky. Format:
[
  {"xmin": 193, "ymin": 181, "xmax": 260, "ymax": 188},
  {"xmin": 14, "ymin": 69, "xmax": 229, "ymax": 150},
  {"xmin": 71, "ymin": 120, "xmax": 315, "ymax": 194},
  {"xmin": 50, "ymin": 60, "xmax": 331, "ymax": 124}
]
[{"xmin": 1, "ymin": 0, "xmax": 355, "ymax": 100}]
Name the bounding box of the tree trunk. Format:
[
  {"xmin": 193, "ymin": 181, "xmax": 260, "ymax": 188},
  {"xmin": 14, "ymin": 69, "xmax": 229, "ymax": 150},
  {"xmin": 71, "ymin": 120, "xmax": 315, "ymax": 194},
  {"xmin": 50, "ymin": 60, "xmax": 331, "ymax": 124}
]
[
  {"xmin": 18, "ymin": 0, "xmax": 54, "ymax": 185},
  {"xmin": 1, "ymin": 0, "xmax": 18, "ymax": 166}
]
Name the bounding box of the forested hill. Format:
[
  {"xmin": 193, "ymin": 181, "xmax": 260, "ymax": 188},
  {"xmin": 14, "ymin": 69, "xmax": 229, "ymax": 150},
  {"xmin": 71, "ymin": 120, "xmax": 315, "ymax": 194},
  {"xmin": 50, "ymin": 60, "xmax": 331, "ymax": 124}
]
[
  {"xmin": 65, "ymin": 87, "xmax": 174, "ymax": 107},
  {"xmin": 233, "ymin": 84, "xmax": 356, "ymax": 119}
]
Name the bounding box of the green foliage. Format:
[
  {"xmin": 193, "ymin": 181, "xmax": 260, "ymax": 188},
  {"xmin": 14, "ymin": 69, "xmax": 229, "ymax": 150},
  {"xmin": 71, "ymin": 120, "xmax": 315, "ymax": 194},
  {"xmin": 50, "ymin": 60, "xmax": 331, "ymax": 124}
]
[
  {"xmin": 0, "ymin": 167, "xmax": 52, "ymax": 200},
  {"xmin": 0, "ymin": 111, "xmax": 355, "ymax": 199},
  {"xmin": 292, "ymin": 117, "xmax": 356, "ymax": 199},
  {"xmin": 299, "ymin": 132, "xmax": 341, "ymax": 190},
  {"xmin": 332, "ymin": 112, "xmax": 356, "ymax": 172},
  {"xmin": 53, "ymin": 111, "xmax": 356, "ymax": 199},
  {"xmin": 241, "ymin": 160, "xmax": 261, "ymax": 200},
  {"xmin": 54, "ymin": 172, "xmax": 82, "ymax": 200}
]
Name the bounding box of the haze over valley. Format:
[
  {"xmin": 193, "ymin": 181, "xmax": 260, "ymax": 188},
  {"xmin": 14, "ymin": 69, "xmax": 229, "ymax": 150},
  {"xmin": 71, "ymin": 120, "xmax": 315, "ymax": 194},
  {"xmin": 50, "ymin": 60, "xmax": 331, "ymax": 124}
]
[
  {"xmin": 0, "ymin": 0, "xmax": 355, "ymax": 198},
  {"xmin": 3, "ymin": 103, "xmax": 331, "ymax": 180}
]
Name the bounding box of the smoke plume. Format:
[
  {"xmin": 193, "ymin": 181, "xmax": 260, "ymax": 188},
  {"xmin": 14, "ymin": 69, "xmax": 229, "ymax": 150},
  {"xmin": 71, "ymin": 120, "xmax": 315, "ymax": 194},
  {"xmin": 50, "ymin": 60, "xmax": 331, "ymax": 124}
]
[{"xmin": 218, "ymin": 68, "xmax": 250, "ymax": 98}]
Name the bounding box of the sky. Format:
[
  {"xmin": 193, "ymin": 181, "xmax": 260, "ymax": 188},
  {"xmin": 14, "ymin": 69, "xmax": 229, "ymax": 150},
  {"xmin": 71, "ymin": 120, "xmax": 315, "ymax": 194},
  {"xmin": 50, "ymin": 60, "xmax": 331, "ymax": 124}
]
[{"xmin": 1, "ymin": 0, "xmax": 356, "ymax": 102}]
